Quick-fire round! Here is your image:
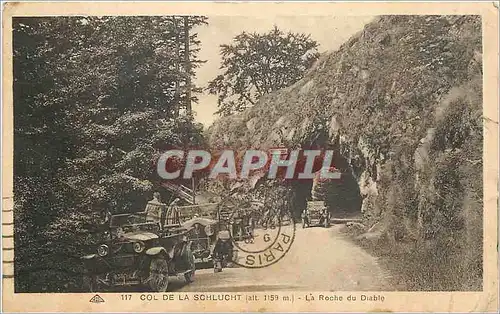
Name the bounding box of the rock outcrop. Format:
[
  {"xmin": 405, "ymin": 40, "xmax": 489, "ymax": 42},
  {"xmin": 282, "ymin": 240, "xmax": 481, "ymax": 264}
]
[{"xmin": 208, "ymin": 16, "xmax": 483, "ymax": 290}]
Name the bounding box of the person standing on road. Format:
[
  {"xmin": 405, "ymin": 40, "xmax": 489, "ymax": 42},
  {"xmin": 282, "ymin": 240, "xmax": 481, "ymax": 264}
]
[{"xmin": 212, "ymin": 230, "xmax": 233, "ymax": 273}]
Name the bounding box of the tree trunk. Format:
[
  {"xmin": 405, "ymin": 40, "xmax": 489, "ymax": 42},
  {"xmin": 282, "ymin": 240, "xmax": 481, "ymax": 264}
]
[
  {"xmin": 183, "ymin": 16, "xmax": 192, "ymax": 115},
  {"xmin": 173, "ymin": 17, "xmax": 181, "ymax": 117}
]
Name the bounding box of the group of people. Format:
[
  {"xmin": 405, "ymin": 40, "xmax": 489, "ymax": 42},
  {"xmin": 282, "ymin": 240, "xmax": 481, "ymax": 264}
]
[{"xmin": 144, "ymin": 192, "xmax": 182, "ymax": 227}]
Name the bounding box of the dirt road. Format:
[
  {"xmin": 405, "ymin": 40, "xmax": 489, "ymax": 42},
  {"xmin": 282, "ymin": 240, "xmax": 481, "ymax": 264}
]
[{"xmin": 169, "ymin": 224, "xmax": 394, "ymax": 292}]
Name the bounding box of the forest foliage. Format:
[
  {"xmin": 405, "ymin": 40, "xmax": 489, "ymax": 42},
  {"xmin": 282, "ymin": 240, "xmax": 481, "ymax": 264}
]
[{"xmin": 13, "ymin": 16, "xmax": 207, "ymax": 292}]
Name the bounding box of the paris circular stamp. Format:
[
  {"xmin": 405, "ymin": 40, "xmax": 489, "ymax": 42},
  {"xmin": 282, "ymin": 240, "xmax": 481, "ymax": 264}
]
[{"xmin": 225, "ymin": 201, "xmax": 296, "ymax": 268}]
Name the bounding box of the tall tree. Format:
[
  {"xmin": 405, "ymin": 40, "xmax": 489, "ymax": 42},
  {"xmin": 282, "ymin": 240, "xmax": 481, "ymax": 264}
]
[
  {"xmin": 13, "ymin": 16, "xmax": 207, "ymax": 292},
  {"xmin": 184, "ymin": 16, "xmax": 192, "ymax": 114},
  {"xmin": 208, "ymin": 26, "xmax": 320, "ymax": 116},
  {"xmin": 169, "ymin": 16, "xmax": 208, "ymax": 116}
]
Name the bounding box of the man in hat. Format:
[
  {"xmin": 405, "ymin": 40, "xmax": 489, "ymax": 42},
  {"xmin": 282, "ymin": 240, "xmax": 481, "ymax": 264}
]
[{"xmin": 145, "ymin": 192, "xmax": 166, "ymax": 226}]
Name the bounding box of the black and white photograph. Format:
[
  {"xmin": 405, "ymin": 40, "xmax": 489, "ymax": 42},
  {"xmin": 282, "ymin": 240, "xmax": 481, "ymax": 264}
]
[{"xmin": 2, "ymin": 2, "xmax": 498, "ymax": 313}]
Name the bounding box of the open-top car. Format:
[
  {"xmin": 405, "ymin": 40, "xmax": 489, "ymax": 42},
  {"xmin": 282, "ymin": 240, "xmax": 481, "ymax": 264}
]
[
  {"xmin": 81, "ymin": 211, "xmax": 195, "ymax": 292},
  {"xmin": 301, "ymin": 201, "xmax": 331, "ymax": 228}
]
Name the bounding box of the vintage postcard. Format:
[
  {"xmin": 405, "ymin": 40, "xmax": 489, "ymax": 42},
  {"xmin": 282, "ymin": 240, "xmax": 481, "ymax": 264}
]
[{"xmin": 2, "ymin": 1, "xmax": 499, "ymax": 313}]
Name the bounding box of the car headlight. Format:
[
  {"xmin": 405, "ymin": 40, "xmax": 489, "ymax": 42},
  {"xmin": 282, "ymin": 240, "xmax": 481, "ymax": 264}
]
[
  {"xmin": 133, "ymin": 241, "xmax": 145, "ymax": 253},
  {"xmin": 97, "ymin": 244, "xmax": 109, "ymax": 257}
]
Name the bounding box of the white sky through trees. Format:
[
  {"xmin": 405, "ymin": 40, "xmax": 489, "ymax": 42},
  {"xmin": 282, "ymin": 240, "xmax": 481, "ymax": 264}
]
[{"xmin": 192, "ymin": 15, "xmax": 374, "ymax": 127}]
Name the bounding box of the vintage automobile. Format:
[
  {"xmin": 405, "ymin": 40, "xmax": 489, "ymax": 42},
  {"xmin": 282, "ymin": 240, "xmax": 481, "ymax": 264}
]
[
  {"xmin": 81, "ymin": 211, "xmax": 195, "ymax": 292},
  {"xmin": 181, "ymin": 216, "xmax": 237, "ymax": 271},
  {"xmin": 216, "ymin": 198, "xmax": 257, "ymax": 241},
  {"xmin": 182, "ymin": 216, "xmax": 218, "ymax": 265},
  {"xmin": 229, "ymin": 211, "xmax": 255, "ymax": 241},
  {"xmin": 301, "ymin": 201, "xmax": 331, "ymax": 228}
]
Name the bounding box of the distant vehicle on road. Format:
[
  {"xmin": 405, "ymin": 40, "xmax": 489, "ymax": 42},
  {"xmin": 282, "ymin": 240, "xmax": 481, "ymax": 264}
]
[{"xmin": 301, "ymin": 201, "xmax": 331, "ymax": 228}]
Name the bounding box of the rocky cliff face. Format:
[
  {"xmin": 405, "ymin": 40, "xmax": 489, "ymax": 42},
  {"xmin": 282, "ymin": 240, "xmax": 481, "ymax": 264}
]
[{"xmin": 208, "ymin": 15, "xmax": 482, "ymax": 290}]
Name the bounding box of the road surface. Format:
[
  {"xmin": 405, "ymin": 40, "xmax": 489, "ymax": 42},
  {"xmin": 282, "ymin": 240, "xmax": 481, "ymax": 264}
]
[{"xmin": 168, "ymin": 224, "xmax": 394, "ymax": 292}]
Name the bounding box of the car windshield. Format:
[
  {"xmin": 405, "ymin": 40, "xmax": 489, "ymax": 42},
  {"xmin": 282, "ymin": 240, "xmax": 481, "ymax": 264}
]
[{"xmin": 110, "ymin": 212, "xmax": 147, "ymax": 227}]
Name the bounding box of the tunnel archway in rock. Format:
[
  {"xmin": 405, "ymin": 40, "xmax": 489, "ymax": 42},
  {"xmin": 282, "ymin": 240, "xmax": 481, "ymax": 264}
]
[{"xmin": 288, "ymin": 130, "xmax": 363, "ymax": 219}]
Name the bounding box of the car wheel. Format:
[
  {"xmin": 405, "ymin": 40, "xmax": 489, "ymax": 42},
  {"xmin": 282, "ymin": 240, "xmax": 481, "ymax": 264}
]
[
  {"xmin": 147, "ymin": 257, "xmax": 169, "ymax": 292},
  {"xmin": 184, "ymin": 253, "xmax": 196, "ymax": 283},
  {"xmin": 184, "ymin": 269, "xmax": 195, "ymax": 283}
]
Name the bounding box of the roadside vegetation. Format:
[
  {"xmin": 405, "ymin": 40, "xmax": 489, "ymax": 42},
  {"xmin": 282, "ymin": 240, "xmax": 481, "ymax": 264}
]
[{"xmin": 209, "ymin": 16, "xmax": 483, "ymax": 291}]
